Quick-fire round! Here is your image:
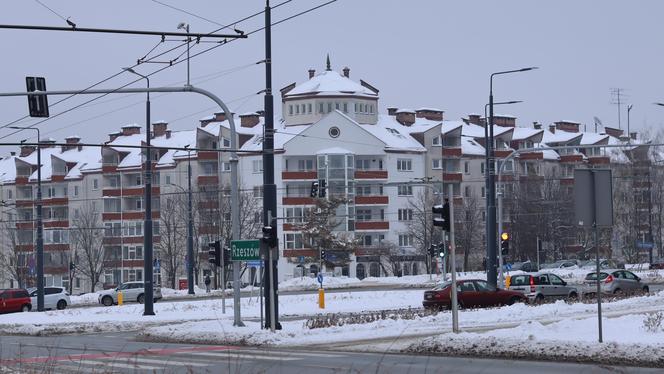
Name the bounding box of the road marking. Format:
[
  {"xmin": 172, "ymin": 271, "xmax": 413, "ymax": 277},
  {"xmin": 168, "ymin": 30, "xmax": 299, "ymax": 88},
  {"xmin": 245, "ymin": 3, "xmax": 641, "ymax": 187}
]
[
  {"xmin": 188, "ymin": 351, "xmax": 301, "ymax": 361},
  {"xmin": 226, "ymin": 349, "xmax": 344, "ymax": 358},
  {"xmin": 116, "ymin": 356, "xmax": 211, "ymax": 367},
  {"xmin": 76, "ymin": 359, "xmax": 161, "ymax": 370}
]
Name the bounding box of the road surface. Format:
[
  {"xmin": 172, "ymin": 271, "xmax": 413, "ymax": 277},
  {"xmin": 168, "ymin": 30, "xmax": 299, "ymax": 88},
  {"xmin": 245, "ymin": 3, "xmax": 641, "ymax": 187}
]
[{"xmin": 0, "ymin": 332, "xmax": 661, "ymax": 373}]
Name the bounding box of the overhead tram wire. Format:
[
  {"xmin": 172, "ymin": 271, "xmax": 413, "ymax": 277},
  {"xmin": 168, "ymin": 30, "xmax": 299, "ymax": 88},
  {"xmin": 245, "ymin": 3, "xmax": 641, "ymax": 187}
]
[{"xmin": 0, "ymin": 1, "xmax": 340, "ymax": 142}]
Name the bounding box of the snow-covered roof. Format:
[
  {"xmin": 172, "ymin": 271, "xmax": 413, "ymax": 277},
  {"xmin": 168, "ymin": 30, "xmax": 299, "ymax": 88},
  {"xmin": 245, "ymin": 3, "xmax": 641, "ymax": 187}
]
[
  {"xmin": 461, "ymin": 137, "xmax": 485, "ymax": 156},
  {"xmin": 511, "ymin": 127, "xmax": 543, "ymax": 141},
  {"xmin": 541, "ymin": 129, "xmax": 582, "ymax": 144},
  {"xmin": 416, "ymin": 107, "xmax": 444, "ymax": 112},
  {"xmin": 316, "ymin": 147, "xmax": 352, "ymax": 154},
  {"xmin": 580, "ymin": 132, "xmax": 609, "ymax": 145},
  {"xmin": 284, "ymin": 70, "xmax": 378, "ymax": 99},
  {"xmin": 395, "ymin": 108, "xmax": 415, "ymax": 114},
  {"xmin": 0, "ymin": 156, "xmax": 17, "ymax": 184},
  {"xmin": 153, "ymin": 130, "xmax": 196, "ymax": 167},
  {"xmin": 461, "ymin": 123, "xmax": 512, "ymax": 139}
]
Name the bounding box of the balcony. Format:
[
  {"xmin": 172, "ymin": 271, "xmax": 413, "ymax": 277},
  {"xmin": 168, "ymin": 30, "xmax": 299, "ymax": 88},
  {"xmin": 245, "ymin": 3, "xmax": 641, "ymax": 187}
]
[
  {"xmin": 282, "ymin": 197, "xmax": 315, "ymax": 205},
  {"xmin": 198, "ymin": 175, "xmax": 218, "ymax": 185},
  {"xmin": 354, "ymin": 170, "xmax": 388, "ymax": 179},
  {"xmin": 588, "ymin": 156, "xmax": 610, "ymax": 165},
  {"xmin": 560, "ymin": 154, "xmax": 584, "ymax": 163},
  {"xmin": 282, "ymin": 171, "xmax": 317, "ymax": 180},
  {"xmin": 102, "ymin": 186, "xmax": 160, "ymax": 197},
  {"xmin": 283, "ymin": 249, "xmax": 317, "ymax": 258},
  {"xmin": 355, "ymin": 195, "xmax": 389, "ymax": 205},
  {"xmin": 443, "ymin": 172, "xmax": 463, "ymax": 182},
  {"xmin": 198, "ymin": 151, "xmax": 218, "ymax": 160},
  {"xmin": 442, "ymin": 147, "xmax": 462, "ymax": 157},
  {"xmin": 494, "ymin": 149, "xmax": 513, "ymax": 158},
  {"xmin": 355, "ymin": 221, "xmax": 390, "ymax": 231},
  {"xmin": 102, "ymin": 211, "xmax": 160, "ymax": 221}
]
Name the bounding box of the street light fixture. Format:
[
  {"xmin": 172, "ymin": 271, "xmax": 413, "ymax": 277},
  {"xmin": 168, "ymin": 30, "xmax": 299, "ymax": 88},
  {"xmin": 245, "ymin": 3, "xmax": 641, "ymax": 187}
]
[
  {"xmin": 176, "ymin": 23, "xmax": 191, "ymax": 86},
  {"xmin": 486, "ymin": 67, "xmax": 537, "ymax": 289},
  {"xmin": 9, "ymin": 126, "xmax": 44, "ymax": 311},
  {"xmin": 122, "ymin": 67, "xmax": 155, "ymax": 316}
]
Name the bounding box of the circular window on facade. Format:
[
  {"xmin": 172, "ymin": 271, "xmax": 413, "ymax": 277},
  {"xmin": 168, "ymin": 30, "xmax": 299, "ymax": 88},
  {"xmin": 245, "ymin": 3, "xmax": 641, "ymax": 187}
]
[{"xmin": 329, "ymin": 126, "xmax": 340, "ymax": 138}]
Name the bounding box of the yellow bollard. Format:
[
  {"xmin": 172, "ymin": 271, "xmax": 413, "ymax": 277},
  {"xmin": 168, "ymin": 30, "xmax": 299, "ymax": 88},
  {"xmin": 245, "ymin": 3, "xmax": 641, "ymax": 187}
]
[
  {"xmin": 318, "ymin": 288, "xmax": 325, "ymax": 309},
  {"xmin": 117, "ymin": 291, "xmax": 123, "ymax": 306}
]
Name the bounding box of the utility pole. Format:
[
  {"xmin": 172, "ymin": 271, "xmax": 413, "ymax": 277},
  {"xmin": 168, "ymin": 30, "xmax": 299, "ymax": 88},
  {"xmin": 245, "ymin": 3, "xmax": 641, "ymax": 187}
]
[
  {"xmin": 262, "ymin": 0, "xmax": 280, "ymax": 330},
  {"xmin": 186, "ymin": 146, "xmax": 194, "ymax": 295}
]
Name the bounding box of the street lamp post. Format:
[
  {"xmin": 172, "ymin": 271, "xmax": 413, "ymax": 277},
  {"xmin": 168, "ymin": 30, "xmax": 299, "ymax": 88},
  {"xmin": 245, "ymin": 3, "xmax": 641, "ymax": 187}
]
[
  {"xmin": 486, "ymin": 67, "xmax": 537, "ymax": 289},
  {"xmin": 184, "ymin": 146, "xmax": 194, "ymax": 294},
  {"xmin": 9, "ymin": 126, "xmax": 44, "ymax": 311},
  {"xmin": 482, "ymin": 100, "xmax": 522, "ymax": 287},
  {"xmin": 123, "ymin": 67, "xmax": 155, "ymax": 316}
]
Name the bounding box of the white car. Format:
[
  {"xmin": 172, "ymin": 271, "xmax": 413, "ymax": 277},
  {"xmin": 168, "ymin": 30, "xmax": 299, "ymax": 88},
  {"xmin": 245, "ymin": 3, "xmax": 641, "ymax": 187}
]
[
  {"xmin": 98, "ymin": 281, "xmax": 162, "ymax": 306},
  {"xmin": 27, "ymin": 287, "xmax": 71, "ymax": 310}
]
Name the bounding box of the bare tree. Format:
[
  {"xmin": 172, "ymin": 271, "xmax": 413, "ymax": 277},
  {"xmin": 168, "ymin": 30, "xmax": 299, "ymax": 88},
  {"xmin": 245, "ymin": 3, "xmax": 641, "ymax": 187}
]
[
  {"xmin": 455, "ymin": 194, "xmax": 483, "ymax": 271},
  {"xmin": 156, "ymin": 194, "xmax": 187, "ymax": 289},
  {"xmin": 70, "ymin": 203, "xmax": 106, "ymax": 292},
  {"xmin": 0, "ymin": 220, "xmax": 30, "ymax": 288},
  {"xmin": 406, "ymin": 190, "xmax": 442, "ymax": 274}
]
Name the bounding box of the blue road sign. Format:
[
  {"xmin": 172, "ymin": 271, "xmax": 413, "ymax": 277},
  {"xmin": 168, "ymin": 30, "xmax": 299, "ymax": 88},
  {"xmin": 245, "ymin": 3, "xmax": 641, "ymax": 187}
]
[
  {"xmin": 246, "ymin": 260, "xmax": 263, "ymax": 268},
  {"xmin": 636, "ymin": 241, "xmax": 654, "ymax": 250},
  {"xmin": 317, "ymin": 273, "xmax": 323, "ymax": 285},
  {"xmin": 505, "ymin": 263, "xmax": 512, "ymax": 271},
  {"xmin": 298, "ymin": 256, "xmax": 305, "ymax": 263}
]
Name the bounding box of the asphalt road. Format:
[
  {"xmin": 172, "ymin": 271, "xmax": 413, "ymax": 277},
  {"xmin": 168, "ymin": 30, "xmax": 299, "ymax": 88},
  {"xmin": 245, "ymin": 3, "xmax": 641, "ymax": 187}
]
[{"xmin": 1, "ymin": 332, "xmax": 660, "ymax": 374}]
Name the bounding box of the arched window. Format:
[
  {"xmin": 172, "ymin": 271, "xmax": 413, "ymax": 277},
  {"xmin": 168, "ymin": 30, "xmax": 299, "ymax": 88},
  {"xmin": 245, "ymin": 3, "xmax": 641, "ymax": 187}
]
[
  {"xmin": 356, "ymin": 263, "xmax": 366, "ymax": 280},
  {"xmin": 309, "ymin": 264, "xmax": 319, "ymax": 276},
  {"xmin": 412, "ymin": 262, "xmax": 418, "ymax": 276},
  {"xmin": 369, "ymin": 262, "xmax": 380, "ymax": 278}
]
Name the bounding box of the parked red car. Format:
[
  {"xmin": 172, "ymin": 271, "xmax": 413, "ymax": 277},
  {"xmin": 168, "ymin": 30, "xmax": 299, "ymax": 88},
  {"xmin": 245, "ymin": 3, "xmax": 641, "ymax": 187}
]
[
  {"xmin": 423, "ymin": 279, "xmax": 526, "ymax": 310},
  {"xmin": 0, "ymin": 289, "xmax": 32, "ymax": 313}
]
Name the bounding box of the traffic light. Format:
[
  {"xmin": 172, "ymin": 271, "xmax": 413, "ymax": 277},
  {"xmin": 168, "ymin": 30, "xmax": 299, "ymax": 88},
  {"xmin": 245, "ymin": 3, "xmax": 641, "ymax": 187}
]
[
  {"xmin": 208, "ymin": 240, "xmax": 221, "ymax": 266},
  {"xmin": 319, "ymin": 179, "xmax": 327, "ymax": 198},
  {"xmin": 26, "ymin": 77, "xmax": 49, "ymax": 118},
  {"xmin": 321, "ymin": 249, "xmax": 326, "ymax": 260},
  {"xmin": 221, "ymin": 246, "xmax": 231, "ymax": 265},
  {"xmin": 500, "ymin": 232, "xmax": 510, "ymax": 256},
  {"xmin": 261, "ymin": 224, "xmax": 278, "ymax": 248},
  {"xmin": 310, "ymin": 181, "xmax": 319, "ymax": 198},
  {"xmin": 432, "ymin": 200, "xmax": 450, "ymax": 231},
  {"xmin": 428, "ymin": 244, "xmax": 437, "ymax": 257}
]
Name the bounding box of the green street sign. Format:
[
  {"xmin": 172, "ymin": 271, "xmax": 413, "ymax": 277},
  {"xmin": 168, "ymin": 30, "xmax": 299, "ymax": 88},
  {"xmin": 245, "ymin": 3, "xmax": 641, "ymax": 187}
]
[{"xmin": 231, "ymin": 239, "xmax": 261, "ymax": 261}]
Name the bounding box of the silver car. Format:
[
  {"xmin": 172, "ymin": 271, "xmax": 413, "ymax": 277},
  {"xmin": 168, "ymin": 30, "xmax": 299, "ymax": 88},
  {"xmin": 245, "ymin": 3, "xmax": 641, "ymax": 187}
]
[
  {"xmin": 508, "ymin": 273, "xmax": 578, "ymax": 302},
  {"xmin": 582, "ymin": 269, "xmax": 649, "ymax": 296},
  {"xmin": 98, "ymin": 281, "xmax": 162, "ymax": 306},
  {"xmin": 27, "ymin": 287, "xmax": 71, "ymax": 310}
]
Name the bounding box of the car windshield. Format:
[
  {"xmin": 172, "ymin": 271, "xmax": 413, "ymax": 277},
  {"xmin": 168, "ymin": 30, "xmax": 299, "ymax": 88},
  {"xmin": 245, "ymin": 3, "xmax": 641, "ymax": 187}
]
[
  {"xmin": 432, "ymin": 281, "xmax": 452, "ymax": 290},
  {"xmin": 585, "ymin": 272, "xmax": 609, "ymax": 281},
  {"xmin": 27, "ymin": 287, "xmax": 36, "ymax": 294}
]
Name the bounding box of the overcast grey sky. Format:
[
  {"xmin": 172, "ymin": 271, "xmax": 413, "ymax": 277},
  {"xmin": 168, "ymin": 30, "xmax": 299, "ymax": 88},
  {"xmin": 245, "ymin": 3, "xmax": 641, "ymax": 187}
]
[{"xmin": 1, "ymin": 0, "xmax": 663, "ymax": 148}]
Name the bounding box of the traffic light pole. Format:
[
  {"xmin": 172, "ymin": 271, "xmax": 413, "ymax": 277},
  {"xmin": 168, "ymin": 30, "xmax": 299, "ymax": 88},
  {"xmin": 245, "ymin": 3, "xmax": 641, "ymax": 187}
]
[
  {"xmin": 497, "ymin": 189, "xmax": 504, "ymax": 287},
  {"xmin": 448, "ymin": 184, "xmax": 459, "ymax": 333},
  {"xmin": 221, "ymin": 245, "xmax": 226, "ymax": 314}
]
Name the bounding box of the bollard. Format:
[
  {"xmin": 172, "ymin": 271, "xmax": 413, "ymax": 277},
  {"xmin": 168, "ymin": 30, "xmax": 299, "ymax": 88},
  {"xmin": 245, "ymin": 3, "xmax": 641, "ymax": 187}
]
[
  {"xmin": 118, "ymin": 291, "xmax": 123, "ymax": 306},
  {"xmin": 318, "ymin": 288, "xmax": 325, "ymax": 309}
]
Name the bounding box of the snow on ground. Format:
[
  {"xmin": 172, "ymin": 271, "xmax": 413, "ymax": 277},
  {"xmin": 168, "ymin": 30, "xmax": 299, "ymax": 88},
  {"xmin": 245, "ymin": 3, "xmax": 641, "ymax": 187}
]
[{"xmin": 403, "ymin": 313, "xmax": 664, "ymax": 367}]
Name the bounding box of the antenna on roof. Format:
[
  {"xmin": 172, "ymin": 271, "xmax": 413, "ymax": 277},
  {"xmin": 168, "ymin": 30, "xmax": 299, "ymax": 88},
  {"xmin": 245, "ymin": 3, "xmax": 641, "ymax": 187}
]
[
  {"xmin": 593, "ymin": 116, "xmax": 602, "ymax": 133},
  {"xmin": 326, "ymin": 54, "xmax": 331, "ymax": 71}
]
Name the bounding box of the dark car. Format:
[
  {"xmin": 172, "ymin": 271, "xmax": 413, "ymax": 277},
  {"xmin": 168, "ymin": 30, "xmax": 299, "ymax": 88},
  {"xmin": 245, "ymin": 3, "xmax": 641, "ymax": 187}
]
[
  {"xmin": 423, "ymin": 279, "xmax": 526, "ymax": 310},
  {"xmin": 0, "ymin": 288, "xmax": 32, "ymax": 313}
]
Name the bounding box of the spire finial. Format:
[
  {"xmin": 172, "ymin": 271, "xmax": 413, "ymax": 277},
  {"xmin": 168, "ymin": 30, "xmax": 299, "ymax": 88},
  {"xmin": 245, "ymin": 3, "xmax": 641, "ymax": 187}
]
[{"xmin": 326, "ymin": 54, "xmax": 331, "ymax": 71}]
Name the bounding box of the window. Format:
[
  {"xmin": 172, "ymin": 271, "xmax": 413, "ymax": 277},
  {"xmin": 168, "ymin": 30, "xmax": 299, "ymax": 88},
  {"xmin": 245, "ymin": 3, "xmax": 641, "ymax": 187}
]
[
  {"xmin": 123, "ymin": 245, "xmax": 144, "ymax": 260},
  {"xmin": 481, "ymin": 187, "xmax": 486, "ymax": 198},
  {"xmin": 319, "ymin": 103, "xmax": 324, "ymax": 114},
  {"xmin": 356, "ymin": 209, "xmax": 372, "ymax": 221},
  {"xmin": 480, "ymin": 162, "xmax": 485, "ymax": 175},
  {"xmin": 464, "ymin": 162, "xmax": 470, "ymax": 174},
  {"xmin": 301, "ymin": 104, "xmax": 305, "ymax": 114},
  {"xmin": 549, "ymin": 274, "xmax": 565, "ymax": 285},
  {"xmin": 432, "ymin": 136, "xmax": 440, "ymax": 146},
  {"xmin": 397, "ymin": 185, "xmax": 413, "ymax": 196},
  {"xmin": 6, "ymin": 190, "xmax": 12, "ymax": 199},
  {"xmin": 253, "ymin": 186, "xmax": 264, "ymax": 198},
  {"xmin": 356, "ymin": 185, "xmax": 371, "ymax": 196},
  {"xmin": 296, "ymin": 105, "xmax": 300, "ymax": 114},
  {"xmin": 369, "ymin": 104, "xmax": 374, "ymax": 114},
  {"xmin": 289, "ymin": 105, "xmax": 293, "ymax": 115},
  {"xmin": 297, "ymin": 159, "xmax": 314, "ymax": 171},
  {"xmin": 432, "ymin": 159, "xmax": 442, "ymax": 170},
  {"xmin": 135, "ymin": 199, "xmax": 142, "ymax": 210},
  {"xmin": 165, "ymin": 175, "xmax": 171, "ymax": 185},
  {"xmin": 285, "ymin": 233, "xmax": 304, "ymax": 249},
  {"xmin": 398, "ymin": 234, "xmax": 413, "ymax": 247},
  {"xmin": 398, "ymin": 209, "xmax": 413, "ymax": 221},
  {"xmin": 354, "ymin": 103, "xmax": 358, "ymax": 113},
  {"xmin": 343, "ymin": 103, "xmax": 348, "ymax": 113},
  {"xmin": 284, "ymin": 207, "xmax": 304, "ymax": 223},
  {"xmin": 464, "ymin": 186, "xmax": 471, "ymax": 197},
  {"xmin": 335, "ymin": 102, "xmax": 340, "ymax": 110},
  {"xmin": 221, "ymin": 162, "xmax": 231, "ymax": 172},
  {"xmin": 308, "ymin": 103, "xmax": 312, "ymax": 113},
  {"xmin": 222, "ymin": 138, "xmax": 231, "ymax": 148},
  {"xmin": 327, "ymin": 102, "xmax": 332, "ymax": 113},
  {"xmin": 355, "ymin": 159, "xmax": 371, "ymax": 170},
  {"xmin": 92, "ymin": 179, "xmax": 99, "ymax": 190},
  {"xmin": 397, "ymin": 159, "xmax": 412, "ymax": 171},
  {"xmin": 473, "ymin": 280, "xmax": 493, "ymax": 292},
  {"xmin": 252, "ymin": 159, "xmax": 263, "ymax": 173}
]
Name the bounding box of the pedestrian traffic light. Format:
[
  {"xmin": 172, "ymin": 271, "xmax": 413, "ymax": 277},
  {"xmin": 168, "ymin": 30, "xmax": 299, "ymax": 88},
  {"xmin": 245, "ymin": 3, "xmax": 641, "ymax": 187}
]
[
  {"xmin": 310, "ymin": 181, "xmax": 319, "ymax": 198},
  {"xmin": 208, "ymin": 240, "xmax": 221, "ymax": 266},
  {"xmin": 318, "ymin": 179, "xmax": 327, "ymax": 198},
  {"xmin": 432, "ymin": 200, "xmax": 450, "ymax": 231},
  {"xmin": 500, "ymin": 232, "xmax": 510, "ymax": 256},
  {"xmin": 261, "ymin": 224, "xmax": 278, "ymax": 248}
]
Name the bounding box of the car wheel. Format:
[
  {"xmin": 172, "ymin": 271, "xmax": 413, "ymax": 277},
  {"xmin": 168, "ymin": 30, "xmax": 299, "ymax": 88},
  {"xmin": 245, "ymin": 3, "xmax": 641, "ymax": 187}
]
[
  {"xmin": 613, "ymin": 288, "xmax": 622, "ymax": 295},
  {"xmin": 137, "ymin": 294, "xmax": 145, "ymax": 304},
  {"xmin": 642, "ymin": 286, "xmax": 650, "ymax": 294},
  {"xmin": 56, "ymin": 300, "xmax": 67, "ymax": 310},
  {"xmin": 507, "ymin": 296, "xmax": 523, "ymax": 306},
  {"xmin": 21, "ymin": 304, "xmax": 30, "ymax": 312},
  {"xmin": 102, "ymin": 296, "xmax": 113, "ymax": 307},
  {"xmin": 535, "ymin": 294, "xmax": 545, "ymax": 304},
  {"xmin": 568, "ymin": 292, "xmax": 578, "ymax": 301}
]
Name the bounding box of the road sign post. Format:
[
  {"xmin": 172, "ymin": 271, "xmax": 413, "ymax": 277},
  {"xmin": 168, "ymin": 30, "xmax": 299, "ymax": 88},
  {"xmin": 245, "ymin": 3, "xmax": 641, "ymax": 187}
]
[{"xmin": 230, "ymin": 239, "xmax": 260, "ymax": 327}]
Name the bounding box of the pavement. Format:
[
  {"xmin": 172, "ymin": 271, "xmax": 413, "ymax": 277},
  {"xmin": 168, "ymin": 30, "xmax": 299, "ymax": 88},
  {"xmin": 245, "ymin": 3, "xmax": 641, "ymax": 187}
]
[{"xmin": 1, "ymin": 332, "xmax": 661, "ymax": 373}]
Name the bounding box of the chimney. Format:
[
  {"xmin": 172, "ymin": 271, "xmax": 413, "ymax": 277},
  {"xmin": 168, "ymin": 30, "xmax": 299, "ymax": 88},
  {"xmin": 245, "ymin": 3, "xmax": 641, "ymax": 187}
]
[
  {"xmin": 387, "ymin": 107, "xmax": 398, "ymax": 116},
  {"xmin": 213, "ymin": 110, "xmax": 232, "ymax": 122},
  {"xmin": 10, "ymin": 151, "xmax": 15, "ymax": 156},
  {"xmin": 342, "ymin": 66, "xmax": 350, "ymax": 78},
  {"xmin": 20, "ymin": 145, "xmax": 35, "ymax": 157},
  {"xmin": 62, "ymin": 135, "xmax": 81, "ymax": 152},
  {"xmin": 39, "ymin": 138, "xmax": 56, "ymax": 149},
  {"xmin": 533, "ymin": 121, "xmax": 542, "ymax": 130},
  {"xmin": 467, "ymin": 114, "xmax": 481, "ymax": 125},
  {"xmin": 549, "ymin": 124, "xmax": 556, "ymax": 134},
  {"xmin": 395, "ymin": 109, "xmax": 416, "ymax": 126},
  {"xmin": 554, "ymin": 121, "xmax": 579, "ymax": 133},
  {"xmin": 165, "ymin": 130, "xmax": 171, "ymax": 139},
  {"xmin": 630, "ymin": 132, "xmax": 637, "ymax": 140},
  {"xmin": 121, "ymin": 124, "xmax": 141, "ymax": 136},
  {"xmin": 308, "ymin": 69, "xmax": 316, "ymax": 79},
  {"xmin": 240, "ymin": 112, "xmax": 260, "ymax": 128},
  {"xmin": 415, "ymin": 108, "xmax": 444, "ymax": 121},
  {"xmin": 152, "ymin": 121, "xmax": 168, "ymax": 138},
  {"xmin": 108, "ymin": 131, "xmax": 122, "ymax": 142}
]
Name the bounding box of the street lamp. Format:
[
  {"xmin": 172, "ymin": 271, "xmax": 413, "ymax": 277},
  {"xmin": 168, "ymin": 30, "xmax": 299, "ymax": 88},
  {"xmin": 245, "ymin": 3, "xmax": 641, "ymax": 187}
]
[
  {"xmin": 123, "ymin": 67, "xmax": 155, "ymax": 316},
  {"xmin": 486, "ymin": 67, "xmax": 537, "ymax": 289},
  {"xmin": 177, "ymin": 23, "xmax": 191, "ymax": 86},
  {"xmin": 481, "ymin": 100, "xmax": 522, "ymax": 287},
  {"xmin": 9, "ymin": 126, "xmax": 44, "ymax": 311}
]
